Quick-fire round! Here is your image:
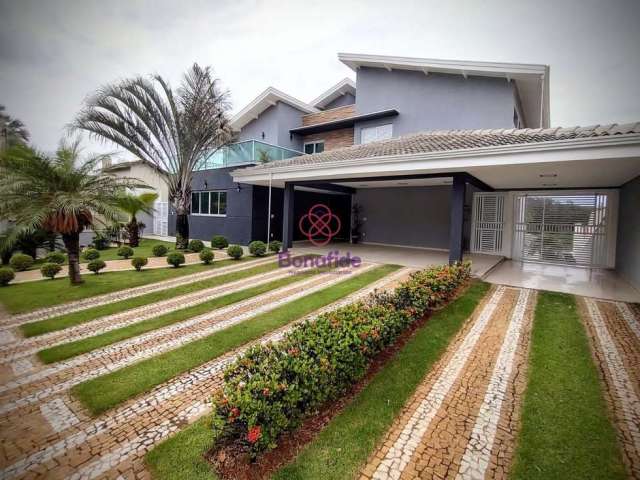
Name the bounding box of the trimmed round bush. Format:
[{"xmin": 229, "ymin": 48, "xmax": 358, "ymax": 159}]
[
  {"xmin": 226, "ymin": 244, "xmax": 243, "ymax": 260},
  {"xmin": 211, "ymin": 235, "xmax": 229, "ymax": 250},
  {"xmin": 0, "ymin": 267, "xmax": 15, "ymax": 286},
  {"xmin": 248, "ymin": 240, "xmax": 267, "ymax": 257},
  {"xmin": 199, "ymin": 248, "xmax": 214, "ymax": 265},
  {"xmin": 87, "ymin": 259, "xmax": 106, "ymax": 274},
  {"xmin": 166, "ymin": 251, "xmax": 186, "ymax": 268},
  {"xmin": 268, "ymin": 240, "xmax": 282, "ymax": 253},
  {"xmin": 117, "ymin": 245, "xmax": 134, "ymax": 259},
  {"xmin": 83, "ymin": 248, "xmax": 100, "ymax": 261},
  {"xmin": 152, "ymin": 244, "xmax": 168, "ymax": 257},
  {"xmin": 40, "ymin": 262, "xmax": 62, "ymax": 279},
  {"xmin": 188, "ymin": 239, "xmax": 205, "ymax": 252},
  {"xmin": 131, "ymin": 256, "xmax": 148, "ymax": 271},
  {"xmin": 9, "ymin": 253, "xmax": 34, "ymax": 271},
  {"xmin": 44, "ymin": 251, "xmax": 66, "ymax": 264}
]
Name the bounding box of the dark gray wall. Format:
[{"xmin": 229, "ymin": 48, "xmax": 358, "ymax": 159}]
[
  {"xmin": 354, "ymin": 67, "xmax": 516, "ymax": 143},
  {"xmin": 324, "ymin": 92, "xmax": 356, "ymax": 110},
  {"xmin": 237, "ymin": 101, "xmax": 304, "ymax": 151},
  {"xmin": 616, "ymin": 175, "xmax": 640, "ymax": 290},
  {"xmin": 168, "ymin": 167, "xmax": 254, "ymax": 245}
]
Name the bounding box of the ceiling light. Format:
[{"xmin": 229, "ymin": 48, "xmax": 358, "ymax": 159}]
[
  {"xmin": 358, "ymin": 184, "xmax": 369, "ymax": 187},
  {"xmin": 397, "ymin": 182, "xmax": 409, "ymax": 185},
  {"xmin": 539, "ymin": 173, "xmax": 558, "ymax": 178},
  {"xmin": 542, "ymin": 183, "xmax": 558, "ymax": 187}
]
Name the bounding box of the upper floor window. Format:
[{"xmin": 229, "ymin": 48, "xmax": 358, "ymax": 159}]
[
  {"xmin": 361, "ymin": 124, "xmax": 393, "ymax": 144},
  {"xmin": 304, "ymin": 141, "xmax": 325, "ymax": 155},
  {"xmin": 191, "ymin": 191, "xmax": 227, "ymax": 216}
]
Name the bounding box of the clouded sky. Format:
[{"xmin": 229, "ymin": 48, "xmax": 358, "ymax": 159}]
[{"xmin": 1, "ymin": 0, "xmax": 639, "ymax": 156}]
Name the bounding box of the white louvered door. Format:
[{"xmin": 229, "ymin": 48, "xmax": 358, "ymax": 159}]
[
  {"xmin": 153, "ymin": 201, "xmax": 169, "ymax": 237},
  {"xmin": 471, "ymin": 193, "xmax": 508, "ymax": 256}
]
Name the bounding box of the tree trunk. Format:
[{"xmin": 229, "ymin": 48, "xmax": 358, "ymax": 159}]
[
  {"xmin": 127, "ymin": 216, "xmax": 140, "ymax": 247},
  {"xmin": 175, "ymin": 213, "xmax": 189, "ymax": 249},
  {"xmin": 62, "ymin": 232, "xmax": 83, "ymax": 285}
]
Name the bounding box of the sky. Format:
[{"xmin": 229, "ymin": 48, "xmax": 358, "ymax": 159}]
[{"xmin": 1, "ymin": 0, "xmax": 639, "ymax": 157}]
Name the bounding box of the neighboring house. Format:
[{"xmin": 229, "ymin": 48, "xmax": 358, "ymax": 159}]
[
  {"xmin": 170, "ymin": 52, "xmax": 640, "ymax": 291},
  {"xmin": 102, "ymin": 159, "xmax": 170, "ymax": 237}
]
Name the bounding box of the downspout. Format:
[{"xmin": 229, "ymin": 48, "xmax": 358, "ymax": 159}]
[{"xmin": 266, "ymin": 172, "xmax": 272, "ymax": 244}]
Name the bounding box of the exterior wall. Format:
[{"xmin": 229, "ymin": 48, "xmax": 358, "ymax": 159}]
[
  {"xmin": 324, "ymin": 92, "xmax": 355, "ymax": 110},
  {"xmin": 302, "ymin": 105, "xmax": 356, "ymax": 126},
  {"xmin": 302, "ymin": 128, "xmax": 354, "ymax": 151},
  {"xmin": 616, "ymin": 175, "xmax": 640, "ymax": 289},
  {"xmin": 353, "ymin": 67, "xmax": 516, "ymax": 142},
  {"xmin": 237, "ymin": 101, "xmax": 305, "ymax": 151},
  {"xmin": 168, "ymin": 167, "xmax": 254, "ymax": 245},
  {"xmin": 128, "ymin": 163, "xmax": 169, "ymax": 201}
]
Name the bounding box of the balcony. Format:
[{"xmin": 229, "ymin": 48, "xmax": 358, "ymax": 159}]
[{"xmin": 195, "ymin": 140, "xmax": 302, "ymax": 171}]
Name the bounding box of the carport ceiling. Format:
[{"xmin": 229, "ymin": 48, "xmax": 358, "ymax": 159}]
[{"xmin": 336, "ymin": 177, "xmax": 453, "ymax": 188}]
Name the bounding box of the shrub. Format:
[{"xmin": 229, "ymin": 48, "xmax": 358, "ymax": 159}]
[
  {"xmin": 188, "ymin": 239, "xmax": 205, "ymax": 252},
  {"xmin": 268, "ymin": 240, "xmax": 282, "ymax": 253},
  {"xmin": 211, "ymin": 262, "xmax": 471, "ymax": 455},
  {"xmin": 226, "ymin": 245, "xmax": 243, "ymax": 260},
  {"xmin": 152, "ymin": 244, "xmax": 168, "ymax": 257},
  {"xmin": 211, "ymin": 235, "xmax": 229, "ymax": 250},
  {"xmin": 9, "ymin": 253, "xmax": 34, "ymax": 271},
  {"xmin": 131, "ymin": 256, "xmax": 148, "ymax": 271},
  {"xmin": 117, "ymin": 245, "xmax": 134, "ymax": 259},
  {"xmin": 92, "ymin": 232, "xmax": 110, "ymax": 250},
  {"xmin": 40, "ymin": 262, "xmax": 62, "ymax": 279},
  {"xmin": 87, "ymin": 259, "xmax": 106, "ymax": 274},
  {"xmin": 83, "ymin": 248, "xmax": 100, "ymax": 261},
  {"xmin": 0, "ymin": 267, "xmax": 15, "ymax": 286},
  {"xmin": 199, "ymin": 248, "xmax": 215, "ymax": 265},
  {"xmin": 44, "ymin": 251, "xmax": 66, "ymax": 264},
  {"xmin": 248, "ymin": 241, "xmax": 267, "ymax": 257},
  {"xmin": 166, "ymin": 251, "xmax": 185, "ymax": 268}
]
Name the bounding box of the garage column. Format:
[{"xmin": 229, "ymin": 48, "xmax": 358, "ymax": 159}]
[
  {"xmin": 448, "ymin": 175, "xmax": 466, "ymax": 264},
  {"xmin": 282, "ymin": 182, "xmax": 295, "ymax": 251}
]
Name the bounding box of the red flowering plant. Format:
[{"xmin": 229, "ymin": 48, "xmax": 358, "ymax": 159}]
[{"xmin": 211, "ymin": 261, "xmax": 470, "ymax": 456}]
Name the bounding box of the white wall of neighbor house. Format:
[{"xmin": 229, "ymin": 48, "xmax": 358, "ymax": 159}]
[{"xmin": 616, "ymin": 175, "xmax": 640, "ymax": 290}]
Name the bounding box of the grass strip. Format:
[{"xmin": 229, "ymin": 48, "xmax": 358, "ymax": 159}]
[
  {"xmin": 22, "ymin": 258, "xmax": 276, "ymax": 338},
  {"xmin": 0, "ymin": 256, "xmax": 264, "ymax": 314},
  {"xmin": 73, "ymin": 264, "xmax": 400, "ymax": 417},
  {"xmin": 510, "ymin": 292, "xmax": 626, "ymax": 480},
  {"xmin": 146, "ymin": 280, "xmax": 489, "ymax": 480},
  {"xmin": 39, "ymin": 268, "xmax": 306, "ymax": 363}
]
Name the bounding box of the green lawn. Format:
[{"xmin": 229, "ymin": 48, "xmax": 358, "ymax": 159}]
[
  {"xmin": 22, "ymin": 259, "xmax": 277, "ymax": 338},
  {"xmin": 146, "ymin": 280, "xmax": 490, "ymax": 480},
  {"xmin": 0, "ymin": 256, "xmax": 262, "ymax": 314},
  {"xmin": 510, "ymin": 292, "xmax": 626, "ymax": 480},
  {"xmin": 73, "ymin": 264, "xmax": 400, "ymax": 417},
  {"xmin": 39, "ymin": 269, "xmax": 309, "ymax": 363}
]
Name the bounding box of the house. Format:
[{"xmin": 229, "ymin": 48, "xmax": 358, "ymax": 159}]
[
  {"xmin": 102, "ymin": 159, "xmax": 170, "ymax": 237},
  {"xmin": 171, "ymin": 52, "xmax": 640, "ymax": 295}
]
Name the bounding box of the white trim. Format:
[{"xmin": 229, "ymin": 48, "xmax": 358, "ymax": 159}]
[
  {"xmin": 360, "ymin": 241, "xmax": 449, "ymax": 252},
  {"xmin": 231, "ymin": 87, "xmax": 318, "ymax": 131},
  {"xmin": 310, "ymin": 78, "xmax": 356, "ymax": 109}
]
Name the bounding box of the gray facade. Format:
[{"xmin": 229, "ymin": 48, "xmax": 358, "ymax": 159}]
[
  {"xmin": 616, "ymin": 175, "xmax": 640, "ymax": 289},
  {"xmin": 238, "ymin": 101, "xmax": 305, "ymax": 152},
  {"xmin": 324, "ymin": 92, "xmax": 356, "ymax": 109},
  {"xmin": 353, "ymin": 67, "xmax": 518, "ymax": 143}
]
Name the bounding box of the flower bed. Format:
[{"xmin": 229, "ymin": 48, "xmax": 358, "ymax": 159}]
[{"xmin": 211, "ymin": 262, "xmax": 471, "ymax": 456}]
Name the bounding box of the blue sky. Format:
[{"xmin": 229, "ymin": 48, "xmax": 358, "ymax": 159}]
[{"xmin": 1, "ymin": 0, "xmax": 638, "ymax": 156}]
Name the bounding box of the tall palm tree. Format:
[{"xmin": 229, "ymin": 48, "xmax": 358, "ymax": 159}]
[
  {"xmin": 0, "ymin": 140, "xmax": 147, "ymax": 284},
  {"xmin": 73, "ymin": 64, "xmax": 233, "ymax": 249},
  {"xmin": 115, "ymin": 192, "xmax": 158, "ymax": 247},
  {"xmin": 0, "ymin": 105, "xmax": 30, "ymax": 149}
]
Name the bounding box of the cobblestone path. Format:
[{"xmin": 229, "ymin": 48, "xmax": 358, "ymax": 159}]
[
  {"xmin": 581, "ymin": 298, "xmax": 640, "ymax": 478},
  {"xmin": 361, "ymin": 286, "xmax": 536, "ymax": 480},
  {"xmin": 0, "ymin": 266, "xmax": 411, "ymax": 479}
]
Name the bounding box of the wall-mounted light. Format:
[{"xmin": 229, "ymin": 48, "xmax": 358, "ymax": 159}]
[
  {"xmin": 236, "ymin": 183, "xmax": 242, "ymax": 193},
  {"xmin": 204, "ymin": 180, "xmax": 208, "ymax": 189},
  {"xmin": 261, "ymin": 131, "xmax": 265, "ymax": 139}
]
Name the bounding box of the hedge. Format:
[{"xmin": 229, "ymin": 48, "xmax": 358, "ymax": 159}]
[
  {"xmin": 211, "ymin": 262, "xmax": 471, "ymax": 455},
  {"xmin": 9, "ymin": 253, "xmax": 34, "ymax": 271}
]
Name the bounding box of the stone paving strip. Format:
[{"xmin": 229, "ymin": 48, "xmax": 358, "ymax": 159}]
[
  {"xmin": 0, "ymin": 264, "xmax": 296, "ymax": 365},
  {"xmin": 0, "ymin": 266, "xmax": 411, "ymax": 479},
  {"xmin": 0, "ymin": 266, "xmax": 367, "ymax": 414},
  {"xmin": 362, "ymin": 286, "xmax": 535, "ymax": 480},
  {"xmin": 582, "ymin": 297, "xmax": 640, "ymax": 478},
  {"xmin": 0, "ymin": 256, "xmax": 274, "ymax": 329}
]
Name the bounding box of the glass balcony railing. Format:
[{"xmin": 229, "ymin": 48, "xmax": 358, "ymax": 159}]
[{"xmin": 194, "ymin": 140, "xmax": 302, "ymax": 171}]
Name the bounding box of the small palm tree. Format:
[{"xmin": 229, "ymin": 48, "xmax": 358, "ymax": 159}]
[
  {"xmin": 0, "ymin": 105, "xmax": 30, "ymax": 149},
  {"xmin": 0, "ymin": 140, "xmax": 147, "ymax": 284},
  {"xmin": 73, "ymin": 64, "xmax": 233, "ymax": 249},
  {"xmin": 115, "ymin": 192, "xmax": 158, "ymax": 247}
]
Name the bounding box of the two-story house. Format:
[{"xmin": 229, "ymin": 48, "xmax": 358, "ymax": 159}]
[{"xmin": 169, "ymin": 52, "xmax": 640, "ymax": 293}]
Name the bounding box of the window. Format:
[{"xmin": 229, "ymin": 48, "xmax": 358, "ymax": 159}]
[
  {"xmin": 191, "ymin": 191, "xmax": 227, "ymax": 216},
  {"xmin": 304, "ymin": 141, "xmax": 325, "ymax": 154},
  {"xmin": 361, "ymin": 124, "xmax": 393, "ymax": 144}
]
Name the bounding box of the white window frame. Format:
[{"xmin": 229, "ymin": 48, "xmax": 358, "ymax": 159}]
[
  {"xmin": 303, "ymin": 140, "xmax": 325, "ymax": 155},
  {"xmin": 190, "ymin": 190, "xmax": 227, "ymax": 217},
  {"xmin": 361, "ymin": 123, "xmax": 393, "ymax": 144}
]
